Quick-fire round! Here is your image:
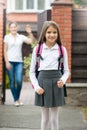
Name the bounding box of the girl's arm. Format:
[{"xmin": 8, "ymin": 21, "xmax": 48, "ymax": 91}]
[
  {"xmin": 29, "ymin": 46, "xmax": 44, "ymax": 94},
  {"xmin": 60, "ymin": 47, "xmax": 70, "ymax": 84}
]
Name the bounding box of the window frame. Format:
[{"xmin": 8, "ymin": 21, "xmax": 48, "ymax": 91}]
[{"xmin": 7, "ymin": 0, "xmax": 52, "ymax": 13}]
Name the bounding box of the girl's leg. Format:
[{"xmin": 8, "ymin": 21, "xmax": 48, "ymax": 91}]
[
  {"xmin": 50, "ymin": 107, "xmax": 59, "ymax": 130},
  {"xmin": 41, "ymin": 107, "xmax": 49, "ymax": 130},
  {"xmin": 15, "ymin": 62, "xmax": 23, "ymax": 101}
]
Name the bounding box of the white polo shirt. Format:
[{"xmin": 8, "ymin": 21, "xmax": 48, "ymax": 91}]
[
  {"xmin": 4, "ymin": 33, "xmax": 28, "ymax": 62},
  {"xmin": 29, "ymin": 43, "xmax": 70, "ymax": 91}
]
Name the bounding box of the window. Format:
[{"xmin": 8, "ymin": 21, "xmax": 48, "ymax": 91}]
[
  {"xmin": 15, "ymin": 0, "xmax": 23, "ymax": 10},
  {"xmin": 38, "ymin": 0, "xmax": 45, "ymax": 10},
  {"xmin": 7, "ymin": 0, "xmax": 53, "ymax": 13},
  {"xmin": 27, "ymin": 0, "xmax": 34, "ymax": 9}
]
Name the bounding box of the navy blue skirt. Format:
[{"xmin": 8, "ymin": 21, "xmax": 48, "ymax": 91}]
[{"xmin": 35, "ymin": 70, "xmax": 65, "ymax": 108}]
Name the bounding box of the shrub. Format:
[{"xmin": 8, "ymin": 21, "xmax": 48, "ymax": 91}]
[
  {"xmin": 23, "ymin": 40, "xmax": 37, "ymax": 80},
  {"xmin": 5, "ymin": 72, "xmax": 10, "ymax": 89}
]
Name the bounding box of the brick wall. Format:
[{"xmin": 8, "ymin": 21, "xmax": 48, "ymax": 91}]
[
  {"xmin": 7, "ymin": 13, "xmax": 38, "ymax": 22},
  {"xmin": 0, "ymin": 0, "xmax": 5, "ymax": 83},
  {"xmin": 51, "ymin": 1, "xmax": 73, "ymax": 82},
  {"xmin": 0, "ymin": 0, "xmax": 6, "ymax": 104}
]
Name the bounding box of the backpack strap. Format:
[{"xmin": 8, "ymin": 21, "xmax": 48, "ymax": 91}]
[
  {"xmin": 36, "ymin": 43, "xmax": 43, "ymax": 68},
  {"xmin": 58, "ymin": 45, "xmax": 64, "ymax": 57},
  {"xmin": 36, "ymin": 44, "xmax": 43, "ymax": 56},
  {"xmin": 58, "ymin": 45, "xmax": 64, "ymax": 72}
]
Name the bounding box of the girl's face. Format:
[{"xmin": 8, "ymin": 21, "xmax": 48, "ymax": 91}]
[
  {"xmin": 9, "ymin": 23, "xmax": 17, "ymax": 35},
  {"xmin": 45, "ymin": 26, "xmax": 58, "ymax": 45}
]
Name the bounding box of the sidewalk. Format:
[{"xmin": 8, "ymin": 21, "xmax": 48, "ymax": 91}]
[{"xmin": 0, "ymin": 82, "xmax": 87, "ymax": 130}]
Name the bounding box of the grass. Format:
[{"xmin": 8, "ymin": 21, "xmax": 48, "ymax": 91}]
[{"xmin": 82, "ymin": 107, "xmax": 87, "ymax": 120}]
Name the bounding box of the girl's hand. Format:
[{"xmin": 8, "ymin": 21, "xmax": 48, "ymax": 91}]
[
  {"xmin": 36, "ymin": 88, "xmax": 45, "ymax": 95},
  {"xmin": 6, "ymin": 62, "xmax": 12, "ymax": 70},
  {"xmin": 57, "ymin": 79, "xmax": 64, "ymax": 88}
]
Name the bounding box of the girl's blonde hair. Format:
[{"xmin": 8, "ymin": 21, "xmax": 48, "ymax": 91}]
[{"xmin": 38, "ymin": 21, "xmax": 62, "ymax": 46}]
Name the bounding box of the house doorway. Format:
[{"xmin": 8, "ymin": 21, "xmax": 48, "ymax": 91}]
[{"xmin": 2, "ymin": 9, "xmax": 6, "ymax": 104}]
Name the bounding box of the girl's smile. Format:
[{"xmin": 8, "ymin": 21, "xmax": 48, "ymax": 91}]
[{"xmin": 45, "ymin": 26, "xmax": 58, "ymax": 47}]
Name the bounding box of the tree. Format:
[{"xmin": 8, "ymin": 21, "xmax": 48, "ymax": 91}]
[{"xmin": 73, "ymin": 0, "xmax": 87, "ymax": 7}]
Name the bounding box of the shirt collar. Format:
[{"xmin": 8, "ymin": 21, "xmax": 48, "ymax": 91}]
[
  {"xmin": 43, "ymin": 42, "xmax": 58, "ymax": 50},
  {"xmin": 10, "ymin": 33, "xmax": 19, "ymax": 37}
]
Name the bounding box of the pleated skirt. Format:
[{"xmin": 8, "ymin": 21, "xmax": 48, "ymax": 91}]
[{"xmin": 35, "ymin": 70, "xmax": 65, "ymax": 108}]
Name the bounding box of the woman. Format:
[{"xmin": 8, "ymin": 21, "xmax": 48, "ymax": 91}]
[
  {"xmin": 29, "ymin": 21, "xmax": 70, "ymax": 130},
  {"xmin": 4, "ymin": 22, "xmax": 34, "ymax": 106}
]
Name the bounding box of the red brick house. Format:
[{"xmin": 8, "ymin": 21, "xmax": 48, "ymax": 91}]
[
  {"xmin": 0, "ymin": 0, "xmax": 87, "ymax": 106},
  {"xmin": 6, "ymin": 0, "xmax": 53, "ymax": 36},
  {"xmin": 0, "ymin": 0, "xmax": 72, "ymax": 103},
  {"xmin": 5, "ymin": 0, "xmax": 72, "ymax": 84}
]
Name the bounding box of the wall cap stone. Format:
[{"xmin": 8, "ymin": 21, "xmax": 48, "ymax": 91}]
[
  {"xmin": 73, "ymin": 9, "xmax": 87, "ymax": 11},
  {"xmin": 51, "ymin": 0, "xmax": 73, "ymax": 6},
  {"xmin": 66, "ymin": 83, "xmax": 87, "ymax": 88}
]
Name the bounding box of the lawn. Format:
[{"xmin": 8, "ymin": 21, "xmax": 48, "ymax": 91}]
[{"xmin": 82, "ymin": 107, "xmax": 87, "ymax": 120}]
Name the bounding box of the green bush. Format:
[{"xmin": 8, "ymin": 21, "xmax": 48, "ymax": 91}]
[
  {"xmin": 23, "ymin": 53, "xmax": 32, "ymax": 79},
  {"xmin": 5, "ymin": 72, "xmax": 10, "ymax": 89},
  {"xmin": 73, "ymin": 0, "xmax": 87, "ymax": 7},
  {"xmin": 23, "ymin": 40, "xmax": 37, "ymax": 79},
  {"xmin": 82, "ymin": 107, "xmax": 87, "ymax": 120}
]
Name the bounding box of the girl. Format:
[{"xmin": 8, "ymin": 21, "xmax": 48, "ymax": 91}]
[{"xmin": 29, "ymin": 21, "xmax": 70, "ymax": 130}]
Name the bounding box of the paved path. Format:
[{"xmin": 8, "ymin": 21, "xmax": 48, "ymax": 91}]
[
  {"xmin": 0, "ymin": 82, "xmax": 87, "ymax": 130},
  {"xmin": 5, "ymin": 82, "xmax": 35, "ymax": 105}
]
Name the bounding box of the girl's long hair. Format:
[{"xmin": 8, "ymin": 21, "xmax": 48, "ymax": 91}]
[{"xmin": 38, "ymin": 21, "xmax": 62, "ymax": 46}]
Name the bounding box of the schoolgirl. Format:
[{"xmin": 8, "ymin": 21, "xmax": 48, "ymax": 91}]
[{"xmin": 29, "ymin": 21, "xmax": 70, "ymax": 130}]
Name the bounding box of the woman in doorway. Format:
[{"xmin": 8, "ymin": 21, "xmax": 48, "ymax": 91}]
[{"xmin": 4, "ymin": 22, "xmax": 34, "ymax": 106}]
